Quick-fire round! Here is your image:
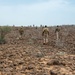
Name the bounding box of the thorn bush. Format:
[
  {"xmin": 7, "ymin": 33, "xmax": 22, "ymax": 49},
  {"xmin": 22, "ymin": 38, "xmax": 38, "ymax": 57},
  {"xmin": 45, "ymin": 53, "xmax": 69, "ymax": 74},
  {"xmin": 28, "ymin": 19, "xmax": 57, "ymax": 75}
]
[{"xmin": 0, "ymin": 26, "xmax": 11, "ymax": 44}]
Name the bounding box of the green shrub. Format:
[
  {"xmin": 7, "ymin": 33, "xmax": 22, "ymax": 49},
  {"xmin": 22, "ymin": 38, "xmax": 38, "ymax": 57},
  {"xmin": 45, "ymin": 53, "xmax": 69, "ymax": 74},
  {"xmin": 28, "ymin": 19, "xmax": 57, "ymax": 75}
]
[
  {"xmin": 0, "ymin": 37, "xmax": 6, "ymax": 44},
  {"xmin": 0, "ymin": 26, "xmax": 11, "ymax": 44}
]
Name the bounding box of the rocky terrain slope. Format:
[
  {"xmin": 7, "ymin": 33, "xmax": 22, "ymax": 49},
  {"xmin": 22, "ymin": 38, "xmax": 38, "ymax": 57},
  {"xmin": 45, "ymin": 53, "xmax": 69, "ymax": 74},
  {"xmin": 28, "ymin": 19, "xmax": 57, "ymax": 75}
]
[{"xmin": 0, "ymin": 25, "xmax": 75, "ymax": 75}]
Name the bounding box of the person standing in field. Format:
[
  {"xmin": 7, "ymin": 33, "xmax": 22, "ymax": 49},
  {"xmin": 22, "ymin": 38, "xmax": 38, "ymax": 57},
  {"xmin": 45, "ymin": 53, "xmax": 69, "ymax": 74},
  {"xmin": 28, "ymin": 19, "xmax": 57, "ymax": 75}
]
[
  {"xmin": 55, "ymin": 26, "xmax": 60, "ymax": 41},
  {"xmin": 55, "ymin": 26, "xmax": 60, "ymax": 46},
  {"xmin": 42, "ymin": 25, "xmax": 49, "ymax": 45},
  {"xmin": 19, "ymin": 27, "xmax": 24, "ymax": 39}
]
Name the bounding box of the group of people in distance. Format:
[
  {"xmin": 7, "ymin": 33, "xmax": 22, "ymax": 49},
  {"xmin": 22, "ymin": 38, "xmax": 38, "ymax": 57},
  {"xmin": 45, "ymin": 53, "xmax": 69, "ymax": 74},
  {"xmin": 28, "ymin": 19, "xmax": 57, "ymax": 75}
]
[{"xmin": 19, "ymin": 25, "xmax": 60, "ymax": 45}]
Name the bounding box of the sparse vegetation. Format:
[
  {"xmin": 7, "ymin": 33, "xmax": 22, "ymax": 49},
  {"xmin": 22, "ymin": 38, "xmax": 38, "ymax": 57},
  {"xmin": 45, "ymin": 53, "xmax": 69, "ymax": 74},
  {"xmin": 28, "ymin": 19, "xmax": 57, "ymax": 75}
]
[
  {"xmin": 0, "ymin": 25, "xmax": 75, "ymax": 75},
  {"xmin": 0, "ymin": 26, "xmax": 11, "ymax": 44}
]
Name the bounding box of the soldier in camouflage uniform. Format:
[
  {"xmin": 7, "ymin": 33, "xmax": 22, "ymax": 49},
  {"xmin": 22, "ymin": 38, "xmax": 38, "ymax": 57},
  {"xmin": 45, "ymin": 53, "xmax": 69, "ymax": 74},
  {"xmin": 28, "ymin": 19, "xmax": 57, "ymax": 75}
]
[
  {"xmin": 55, "ymin": 26, "xmax": 60, "ymax": 41},
  {"xmin": 55, "ymin": 26, "xmax": 60, "ymax": 46},
  {"xmin": 42, "ymin": 25, "xmax": 49, "ymax": 45},
  {"xmin": 19, "ymin": 27, "xmax": 24, "ymax": 39}
]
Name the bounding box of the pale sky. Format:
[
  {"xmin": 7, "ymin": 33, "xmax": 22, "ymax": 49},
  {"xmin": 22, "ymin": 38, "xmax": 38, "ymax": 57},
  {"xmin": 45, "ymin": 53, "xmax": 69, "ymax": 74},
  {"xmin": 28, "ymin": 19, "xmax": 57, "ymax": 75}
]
[{"xmin": 0, "ymin": 0, "xmax": 75, "ymax": 26}]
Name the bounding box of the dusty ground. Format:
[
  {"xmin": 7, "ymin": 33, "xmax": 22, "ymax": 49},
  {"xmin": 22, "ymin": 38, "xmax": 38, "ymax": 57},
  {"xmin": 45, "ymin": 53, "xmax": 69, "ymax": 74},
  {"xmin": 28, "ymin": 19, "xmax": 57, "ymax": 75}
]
[{"xmin": 0, "ymin": 25, "xmax": 75, "ymax": 75}]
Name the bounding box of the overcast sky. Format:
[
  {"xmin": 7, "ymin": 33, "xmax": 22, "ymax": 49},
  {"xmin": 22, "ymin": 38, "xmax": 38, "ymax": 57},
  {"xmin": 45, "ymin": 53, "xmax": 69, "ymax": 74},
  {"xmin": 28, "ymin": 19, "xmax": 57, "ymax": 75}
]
[{"xmin": 0, "ymin": 0, "xmax": 75, "ymax": 26}]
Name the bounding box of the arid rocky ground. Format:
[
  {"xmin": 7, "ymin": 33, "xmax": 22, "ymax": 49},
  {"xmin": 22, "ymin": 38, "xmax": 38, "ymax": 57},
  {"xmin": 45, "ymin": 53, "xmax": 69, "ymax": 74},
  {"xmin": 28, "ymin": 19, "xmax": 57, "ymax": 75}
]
[{"xmin": 0, "ymin": 25, "xmax": 75, "ymax": 75}]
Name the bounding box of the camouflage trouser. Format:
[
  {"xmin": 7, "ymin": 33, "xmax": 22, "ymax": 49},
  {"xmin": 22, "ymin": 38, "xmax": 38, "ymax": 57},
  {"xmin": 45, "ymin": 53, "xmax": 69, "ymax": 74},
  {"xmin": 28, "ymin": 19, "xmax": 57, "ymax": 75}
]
[
  {"xmin": 19, "ymin": 34, "xmax": 23, "ymax": 39},
  {"xmin": 43, "ymin": 34, "xmax": 49, "ymax": 44},
  {"xmin": 56, "ymin": 32, "xmax": 59, "ymax": 41}
]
